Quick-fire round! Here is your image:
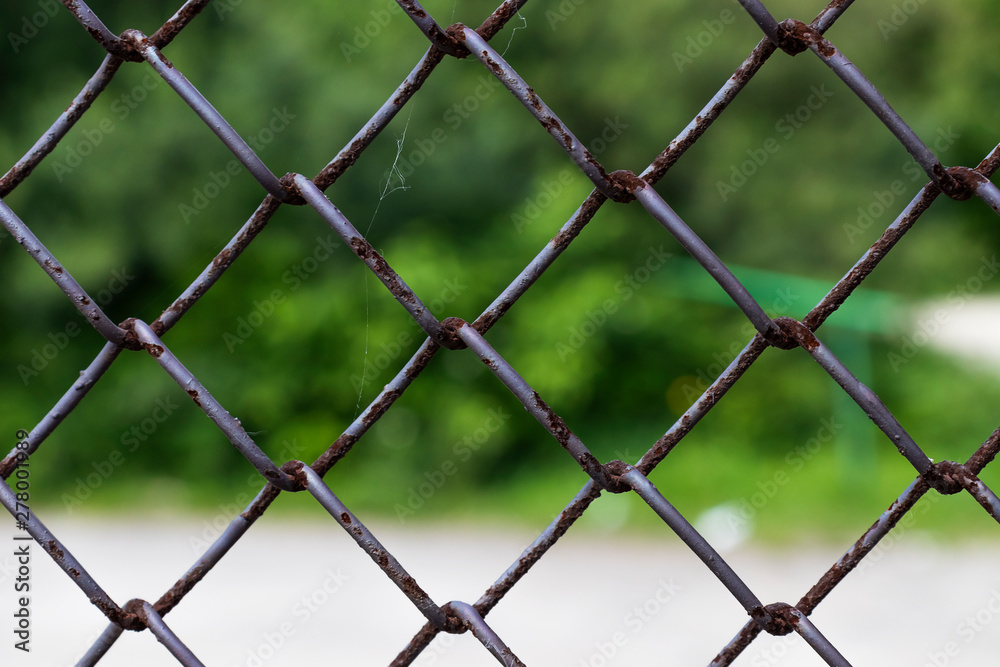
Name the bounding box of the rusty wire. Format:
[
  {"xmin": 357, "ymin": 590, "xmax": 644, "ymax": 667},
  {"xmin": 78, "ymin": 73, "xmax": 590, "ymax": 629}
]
[{"xmin": 2, "ymin": 0, "xmax": 1000, "ymax": 665}]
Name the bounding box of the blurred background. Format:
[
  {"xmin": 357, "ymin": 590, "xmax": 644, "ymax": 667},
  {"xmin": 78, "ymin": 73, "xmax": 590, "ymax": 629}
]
[
  {"xmin": 2, "ymin": 0, "xmax": 1000, "ymax": 550},
  {"xmin": 7, "ymin": 2, "xmax": 1000, "ymax": 665}
]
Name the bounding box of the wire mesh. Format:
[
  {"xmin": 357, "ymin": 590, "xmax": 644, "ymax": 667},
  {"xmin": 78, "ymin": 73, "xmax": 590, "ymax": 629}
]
[{"xmin": 2, "ymin": 0, "xmax": 1000, "ymax": 665}]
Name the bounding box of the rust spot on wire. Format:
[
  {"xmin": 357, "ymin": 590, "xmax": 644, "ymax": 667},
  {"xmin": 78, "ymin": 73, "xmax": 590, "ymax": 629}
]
[
  {"xmin": 637, "ymin": 336, "xmax": 770, "ymax": 475},
  {"xmin": 607, "ymin": 169, "xmax": 642, "ymax": 203},
  {"xmin": 976, "ymin": 143, "xmax": 1000, "ymax": 178},
  {"xmin": 313, "ymin": 434, "xmax": 360, "ymax": 477},
  {"xmin": 117, "ymin": 317, "xmax": 143, "ymax": 350},
  {"xmin": 483, "ymin": 52, "xmax": 504, "ymax": 77},
  {"xmin": 278, "ymin": 172, "xmax": 306, "ymax": 205},
  {"xmin": 533, "ymin": 391, "xmax": 570, "ymax": 445},
  {"xmin": 310, "ymin": 387, "xmax": 409, "ymax": 477},
  {"xmin": 485, "ymin": 493, "xmax": 596, "ymax": 601},
  {"xmin": 46, "ymin": 540, "xmax": 64, "ymax": 560},
  {"xmin": 821, "ymin": 0, "xmax": 854, "ymax": 13},
  {"xmin": 736, "ymin": 42, "xmax": 776, "ymax": 87},
  {"xmin": 110, "ymin": 31, "xmax": 144, "ymax": 63},
  {"xmin": 941, "ymin": 165, "xmax": 984, "ymax": 201},
  {"xmin": 391, "ymin": 624, "xmax": 441, "ymax": 666},
  {"xmin": 143, "ymin": 342, "xmax": 165, "ymax": 358},
  {"xmin": 282, "ymin": 460, "xmax": 308, "ymax": 490},
  {"xmin": 712, "ymin": 625, "xmax": 760, "ymax": 666},
  {"xmin": 804, "ymin": 184, "xmax": 940, "ymax": 332},
  {"xmin": 772, "ymin": 317, "xmax": 816, "ymax": 350},
  {"xmin": 474, "ymin": 0, "xmax": 527, "ymax": 42},
  {"xmin": 777, "ymin": 19, "xmax": 834, "ymax": 57},
  {"xmin": 365, "ymin": 390, "xmax": 403, "ymax": 427},
  {"xmin": 154, "ymin": 565, "xmax": 205, "ymax": 616},
  {"xmin": 799, "ymin": 558, "xmax": 850, "ymax": 613},
  {"xmin": 526, "ymin": 88, "xmax": 543, "ymax": 112},
  {"xmin": 925, "ymin": 460, "xmax": 971, "ymax": 495},
  {"xmin": 398, "ymin": 0, "xmax": 427, "ymax": 19},
  {"xmin": 443, "ymin": 25, "xmax": 472, "ymax": 59},
  {"xmin": 438, "ymin": 602, "xmax": 470, "ymax": 635},
  {"xmin": 612, "ymin": 170, "xmax": 645, "ymax": 195},
  {"xmin": 92, "ymin": 596, "xmax": 132, "ymax": 629},
  {"xmin": 242, "ymin": 485, "xmax": 282, "ymax": 523},
  {"xmin": 966, "ymin": 427, "xmax": 1000, "ymax": 475},
  {"xmin": 579, "ymin": 450, "xmax": 602, "ymax": 472},
  {"xmin": 389, "ymin": 50, "xmax": 448, "ymax": 108},
  {"xmin": 797, "ymin": 478, "xmax": 930, "ymax": 614},
  {"xmin": 407, "ymin": 344, "xmax": 439, "ymax": 378},
  {"xmin": 401, "ymin": 575, "xmax": 421, "ymax": 596},
  {"xmin": 150, "ymin": 0, "xmax": 210, "ymax": 48},
  {"xmin": 120, "ymin": 598, "xmax": 148, "ymax": 631},
  {"xmin": 602, "ymin": 459, "xmax": 632, "ymax": 494},
  {"xmin": 152, "ymin": 195, "xmax": 282, "ymax": 337},
  {"xmin": 212, "ymin": 248, "xmax": 232, "ymax": 269},
  {"xmin": 439, "ymin": 317, "xmax": 468, "ymax": 350},
  {"xmin": 349, "ymin": 237, "xmax": 415, "ymax": 304},
  {"xmin": 758, "ymin": 603, "xmax": 796, "ymax": 635},
  {"xmin": 548, "ymin": 191, "xmax": 607, "ymax": 254}
]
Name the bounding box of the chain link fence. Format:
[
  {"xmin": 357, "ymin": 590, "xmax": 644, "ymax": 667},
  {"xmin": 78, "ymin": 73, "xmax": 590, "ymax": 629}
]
[{"xmin": 2, "ymin": 0, "xmax": 1000, "ymax": 665}]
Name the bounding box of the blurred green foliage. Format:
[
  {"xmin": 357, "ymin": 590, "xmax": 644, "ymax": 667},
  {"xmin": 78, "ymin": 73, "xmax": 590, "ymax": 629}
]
[{"xmin": 1, "ymin": 0, "xmax": 999, "ymax": 543}]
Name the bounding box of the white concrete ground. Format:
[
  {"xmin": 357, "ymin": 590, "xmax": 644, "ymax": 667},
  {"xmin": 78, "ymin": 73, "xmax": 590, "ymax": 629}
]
[
  {"xmin": 912, "ymin": 295, "xmax": 1000, "ymax": 371},
  {"xmin": 3, "ymin": 515, "xmax": 1000, "ymax": 667}
]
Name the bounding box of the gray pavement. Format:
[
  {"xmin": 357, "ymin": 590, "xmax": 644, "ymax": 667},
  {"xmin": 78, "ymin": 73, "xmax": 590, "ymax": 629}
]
[{"xmin": 4, "ymin": 515, "xmax": 1000, "ymax": 666}]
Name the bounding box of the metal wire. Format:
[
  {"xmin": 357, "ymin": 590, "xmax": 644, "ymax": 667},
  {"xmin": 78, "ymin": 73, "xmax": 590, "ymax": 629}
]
[{"xmin": 2, "ymin": 0, "xmax": 999, "ymax": 664}]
